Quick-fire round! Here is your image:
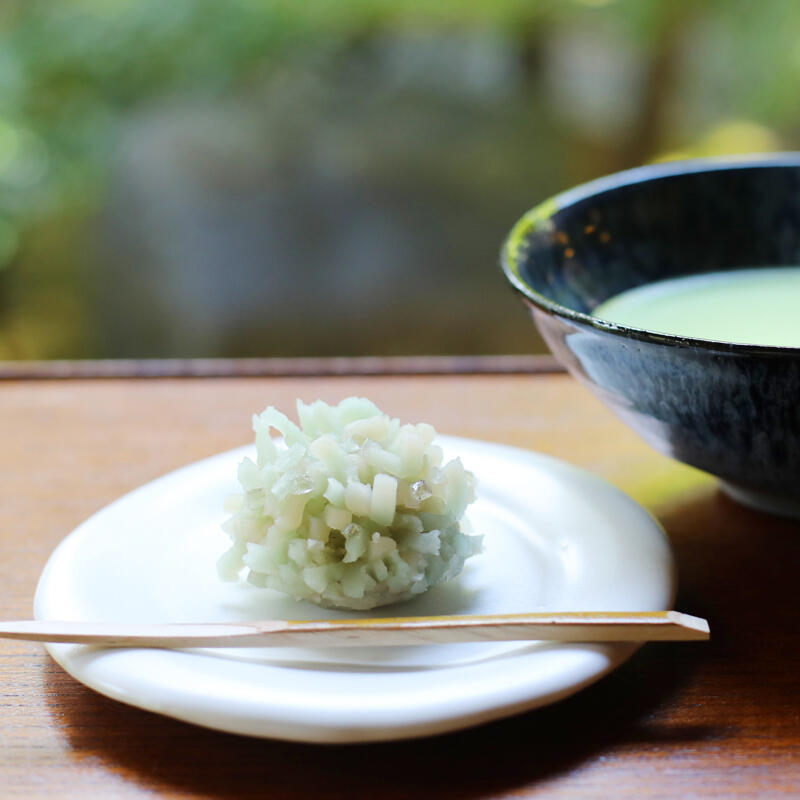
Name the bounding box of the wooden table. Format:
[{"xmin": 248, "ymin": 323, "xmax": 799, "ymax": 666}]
[{"xmin": 1, "ymin": 358, "xmax": 798, "ymax": 798}]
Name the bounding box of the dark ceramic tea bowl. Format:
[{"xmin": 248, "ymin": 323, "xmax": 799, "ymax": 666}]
[{"xmin": 501, "ymin": 155, "xmax": 800, "ymax": 519}]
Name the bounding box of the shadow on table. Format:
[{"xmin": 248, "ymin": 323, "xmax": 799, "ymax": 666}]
[
  {"xmin": 44, "ymin": 485, "xmax": 800, "ymax": 799},
  {"xmin": 43, "ymin": 649, "xmax": 712, "ymax": 799}
]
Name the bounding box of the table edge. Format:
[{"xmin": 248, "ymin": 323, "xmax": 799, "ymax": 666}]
[{"xmin": 0, "ymin": 355, "xmax": 563, "ymax": 380}]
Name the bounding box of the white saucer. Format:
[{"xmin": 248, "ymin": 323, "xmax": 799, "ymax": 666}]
[{"xmin": 35, "ymin": 436, "xmax": 675, "ymax": 743}]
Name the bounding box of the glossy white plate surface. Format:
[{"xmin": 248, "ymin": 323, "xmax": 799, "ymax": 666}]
[{"xmin": 35, "ymin": 436, "xmax": 674, "ymax": 743}]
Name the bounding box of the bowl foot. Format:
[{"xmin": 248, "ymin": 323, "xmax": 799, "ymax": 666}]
[{"xmin": 720, "ymin": 482, "xmax": 800, "ymax": 520}]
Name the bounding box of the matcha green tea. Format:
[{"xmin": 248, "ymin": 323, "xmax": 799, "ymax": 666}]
[{"xmin": 592, "ymin": 267, "xmax": 800, "ymax": 347}]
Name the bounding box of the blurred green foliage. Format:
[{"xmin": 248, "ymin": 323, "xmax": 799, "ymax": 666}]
[{"xmin": 0, "ymin": 0, "xmax": 799, "ymax": 358}]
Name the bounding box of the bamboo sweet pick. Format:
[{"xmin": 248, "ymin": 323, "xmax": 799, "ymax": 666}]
[{"xmin": 0, "ymin": 611, "xmax": 708, "ymax": 648}]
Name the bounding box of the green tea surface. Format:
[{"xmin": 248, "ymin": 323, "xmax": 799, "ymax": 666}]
[{"xmin": 592, "ymin": 267, "xmax": 800, "ymax": 347}]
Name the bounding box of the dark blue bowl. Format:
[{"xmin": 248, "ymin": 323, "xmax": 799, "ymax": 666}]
[{"xmin": 501, "ymin": 155, "xmax": 800, "ymax": 518}]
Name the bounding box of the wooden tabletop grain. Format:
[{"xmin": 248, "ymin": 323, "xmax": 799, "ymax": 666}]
[{"xmin": 0, "ymin": 360, "xmax": 798, "ymax": 798}]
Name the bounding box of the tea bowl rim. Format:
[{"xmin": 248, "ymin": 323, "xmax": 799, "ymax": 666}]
[{"xmin": 501, "ymin": 153, "xmax": 800, "ymax": 357}]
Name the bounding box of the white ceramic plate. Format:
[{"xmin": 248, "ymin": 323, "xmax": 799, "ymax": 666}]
[{"xmin": 35, "ymin": 436, "xmax": 674, "ymax": 743}]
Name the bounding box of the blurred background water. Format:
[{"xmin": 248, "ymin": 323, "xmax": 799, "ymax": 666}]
[{"xmin": 0, "ymin": 0, "xmax": 796, "ymax": 360}]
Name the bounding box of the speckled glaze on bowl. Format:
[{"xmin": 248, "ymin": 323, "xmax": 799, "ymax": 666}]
[{"xmin": 502, "ymin": 155, "xmax": 800, "ymax": 519}]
